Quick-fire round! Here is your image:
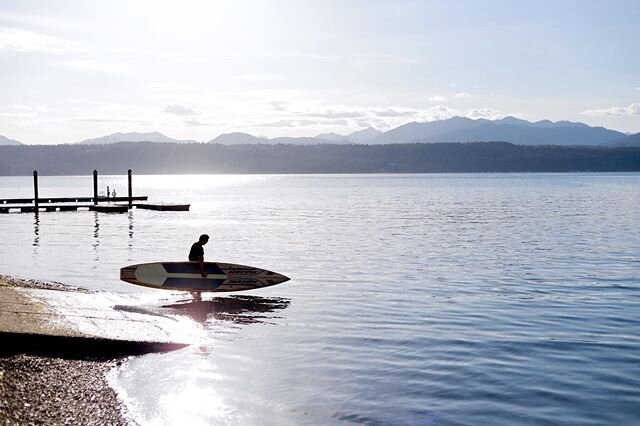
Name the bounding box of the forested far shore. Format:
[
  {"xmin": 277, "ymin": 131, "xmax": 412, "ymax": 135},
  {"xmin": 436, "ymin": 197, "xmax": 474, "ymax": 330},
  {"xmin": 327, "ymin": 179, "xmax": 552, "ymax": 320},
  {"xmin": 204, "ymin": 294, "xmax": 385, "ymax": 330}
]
[{"xmin": 0, "ymin": 141, "xmax": 639, "ymax": 175}]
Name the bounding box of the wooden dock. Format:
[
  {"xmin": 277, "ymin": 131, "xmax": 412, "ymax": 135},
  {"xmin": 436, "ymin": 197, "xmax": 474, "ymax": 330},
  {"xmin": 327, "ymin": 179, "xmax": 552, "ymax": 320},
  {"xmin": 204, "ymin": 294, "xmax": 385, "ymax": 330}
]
[
  {"xmin": 135, "ymin": 203, "xmax": 190, "ymax": 211},
  {"xmin": 91, "ymin": 205, "xmax": 129, "ymax": 213},
  {"xmin": 0, "ymin": 170, "xmax": 190, "ymax": 213},
  {"xmin": 0, "ymin": 197, "xmax": 148, "ymax": 213}
]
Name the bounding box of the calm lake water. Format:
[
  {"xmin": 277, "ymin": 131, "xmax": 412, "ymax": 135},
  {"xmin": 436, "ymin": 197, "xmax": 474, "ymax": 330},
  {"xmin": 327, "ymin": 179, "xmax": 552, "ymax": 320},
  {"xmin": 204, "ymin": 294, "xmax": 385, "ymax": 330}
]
[{"xmin": 1, "ymin": 173, "xmax": 639, "ymax": 425}]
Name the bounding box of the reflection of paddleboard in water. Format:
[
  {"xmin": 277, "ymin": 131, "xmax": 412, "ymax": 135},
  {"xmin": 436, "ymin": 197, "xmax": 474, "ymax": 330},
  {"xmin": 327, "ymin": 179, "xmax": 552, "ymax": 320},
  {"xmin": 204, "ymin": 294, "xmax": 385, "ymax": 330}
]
[{"xmin": 120, "ymin": 262, "xmax": 290, "ymax": 292}]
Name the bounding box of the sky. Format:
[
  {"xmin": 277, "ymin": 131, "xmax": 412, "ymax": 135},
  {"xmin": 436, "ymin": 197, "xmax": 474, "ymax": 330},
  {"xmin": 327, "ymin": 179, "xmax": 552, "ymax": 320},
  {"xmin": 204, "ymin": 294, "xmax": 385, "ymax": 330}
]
[{"xmin": 1, "ymin": 0, "xmax": 639, "ymax": 144}]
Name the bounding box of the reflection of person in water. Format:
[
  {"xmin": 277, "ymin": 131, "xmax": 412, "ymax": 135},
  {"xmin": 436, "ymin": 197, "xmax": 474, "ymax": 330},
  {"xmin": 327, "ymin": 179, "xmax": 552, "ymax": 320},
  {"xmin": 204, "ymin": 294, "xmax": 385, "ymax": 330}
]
[
  {"xmin": 165, "ymin": 295, "xmax": 291, "ymax": 323},
  {"xmin": 189, "ymin": 234, "xmax": 209, "ymax": 277}
]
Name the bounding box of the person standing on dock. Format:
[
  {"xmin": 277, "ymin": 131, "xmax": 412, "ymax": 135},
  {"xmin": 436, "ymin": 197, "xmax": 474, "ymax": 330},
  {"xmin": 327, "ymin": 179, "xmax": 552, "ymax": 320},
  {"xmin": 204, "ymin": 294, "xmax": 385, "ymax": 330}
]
[{"xmin": 189, "ymin": 234, "xmax": 210, "ymax": 277}]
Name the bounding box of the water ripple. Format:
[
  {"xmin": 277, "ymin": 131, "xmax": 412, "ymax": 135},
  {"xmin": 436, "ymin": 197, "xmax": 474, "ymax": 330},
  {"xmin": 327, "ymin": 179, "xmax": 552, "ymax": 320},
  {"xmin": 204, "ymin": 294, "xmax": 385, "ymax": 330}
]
[{"xmin": 2, "ymin": 173, "xmax": 640, "ymax": 425}]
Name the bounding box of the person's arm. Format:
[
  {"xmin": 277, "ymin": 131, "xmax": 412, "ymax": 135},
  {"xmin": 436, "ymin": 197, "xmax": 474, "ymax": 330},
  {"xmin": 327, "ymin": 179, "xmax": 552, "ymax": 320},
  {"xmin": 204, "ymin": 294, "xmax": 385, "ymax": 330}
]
[{"xmin": 198, "ymin": 255, "xmax": 207, "ymax": 277}]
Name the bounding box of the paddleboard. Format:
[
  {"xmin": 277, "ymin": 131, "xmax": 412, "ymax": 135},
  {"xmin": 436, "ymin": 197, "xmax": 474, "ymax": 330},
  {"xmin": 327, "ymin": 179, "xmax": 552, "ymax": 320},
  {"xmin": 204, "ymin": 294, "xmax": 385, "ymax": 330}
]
[{"xmin": 120, "ymin": 262, "xmax": 290, "ymax": 292}]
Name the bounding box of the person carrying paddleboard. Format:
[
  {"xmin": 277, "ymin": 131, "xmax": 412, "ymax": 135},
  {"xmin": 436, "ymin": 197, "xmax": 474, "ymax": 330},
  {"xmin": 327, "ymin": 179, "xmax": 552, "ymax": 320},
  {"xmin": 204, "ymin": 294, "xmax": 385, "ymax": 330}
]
[{"xmin": 189, "ymin": 234, "xmax": 210, "ymax": 277}]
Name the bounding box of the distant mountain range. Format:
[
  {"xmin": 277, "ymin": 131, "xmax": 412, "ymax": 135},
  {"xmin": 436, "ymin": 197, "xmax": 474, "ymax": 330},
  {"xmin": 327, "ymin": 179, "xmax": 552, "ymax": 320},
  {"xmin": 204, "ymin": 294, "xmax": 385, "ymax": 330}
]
[
  {"xmin": 367, "ymin": 116, "xmax": 626, "ymax": 146},
  {"xmin": 0, "ymin": 135, "xmax": 23, "ymax": 145},
  {"xmin": 208, "ymin": 117, "xmax": 634, "ymax": 146},
  {"xmin": 613, "ymin": 132, "xmax": 640, "ymax": 147},
  {"xmin": 2, "ymin": 117, "xmax": 639, "ymax": 146},
  {"xmin": 74, "ymin": 131, "xmax": 184, "ymax": 145},
  {"xmin": 315, "ymin": 127, "xmax": 383, "ymax": 143},
  {"xmin": 208, "ymin": 132, "xmax": 347, "ymax": 145},
  {"xmin": 208, "ymin": 127, "xmax": 383, "ymax": 145}
]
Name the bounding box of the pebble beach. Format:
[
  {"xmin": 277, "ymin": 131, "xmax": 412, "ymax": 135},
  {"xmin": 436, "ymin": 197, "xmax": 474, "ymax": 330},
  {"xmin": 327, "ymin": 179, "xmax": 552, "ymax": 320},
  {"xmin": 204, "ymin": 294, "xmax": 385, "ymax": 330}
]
[{"xmin": 0, "ymin": 277, "xmax": 133, "ymax": 425}]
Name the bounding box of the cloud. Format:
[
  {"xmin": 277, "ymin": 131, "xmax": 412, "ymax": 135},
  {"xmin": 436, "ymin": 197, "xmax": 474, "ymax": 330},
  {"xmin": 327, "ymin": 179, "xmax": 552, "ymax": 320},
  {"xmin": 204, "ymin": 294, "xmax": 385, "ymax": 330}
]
[
  {"xmin": 0, "ymin": 11, "xmax": 73, "ymax": 30},
  {"xmin": 67, "ymin": 117, "xmax": 152, "ymax": 125},
  {"xmin": 264, "ymin": 103, "xmax": 515, "ymax": 132},
  {"xmin": 301, "ymin": 106, "xmax": 417, "ymax": 120},
  {"xmin": 253, "ymin": 118, "xmax": 349, "ymax": 128},
  {"xmin": 303, "ymin": 109, "xmax": 367, "ymax": 119},
  {"xmin": 0, "ymin": 103, "xmax": 49, "ymax": 119},
  {"xmin": 411, "ymin": 105, "xmax": 510, "ymax": 122},
  {"xmin": 165, "ymin": 104, "xmax": 200, "ymax": 116},
  {"xmin": 270, "ymin": 101, "xmax": 289, "ymax": 112},
  {"xmin": 373, "ymin": 108, "xmax": 418, "ymax": 118},
  {"xmin": 428, "ymin": 96, "xmax": 446, "ymax": 102},
  {"xmin": 353, "ymin": 53, "xmax": 418, "ymax": 65},
  {"xmin": 354, "ymin": 119, "xmax": 375, "ymax": 128},
  {"xmin": 184, "ymin": 117, "xmax": 215, "ymax": 127},
  {"xmin": 0, "ymin": 111, "xmax": 37, "ymax": 118},
  {"xmin": 8, "ymin": 103, "xmax": 48, "ymax": 112},
  {"xmin": 254, "ymin": 119, "xmax": 320, "ymax": 128},
  {"xmin": 148, "ymin": 81, "xmax": 193, "ymax": 92},
  {"xmin": 582, "ymin": 103, "xmax": 640, "ymax": 117},
  {"xmin": 0, "ymin": 27, "xmax": 83, "ymax": 53},
  {"xmin": 209, "ymin": 100, "xmax": 517, "ymax": 136},
  {"xmin": 415, "ymin": 105, "xmax": 459, "ymax": 121},
  {"xmin": 467, "ymin": 108, "xmax": 506, "ymax": 120},
  {"xmin": 58, "ymin": 60, "xmax": 129, "ymax": 73},
  {"xmin": 264, "ymin": 51, "xmax": 339, "ymax": 61},
  {"xmin": 108, "ymin": 47, "xmax": 142, "ymax": 55},
  {"xmin": 322, "ymin": 119, "xmax": 349, "ymax": 126},
  {"xmin": 235, "ymin": 74, "xmax": 282, "ymax": 82},
  {"xmin": 454, "ymin": 92, "xmax": 471, "ymax": 98}
]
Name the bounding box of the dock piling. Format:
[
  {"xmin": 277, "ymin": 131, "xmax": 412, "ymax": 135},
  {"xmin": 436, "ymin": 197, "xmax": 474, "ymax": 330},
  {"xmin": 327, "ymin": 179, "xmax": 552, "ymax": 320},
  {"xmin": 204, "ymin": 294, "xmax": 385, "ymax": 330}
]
[
  {"xmin": 33, "ymin": 171, "xmax": 39, "ymax": 211},
  {"xmin": 128, "ymin": 169, "xmax": 132, "ymax": 208},
  {"xmin": 93, "ymin": 170, "xmax": 98, "ymax": 205}
]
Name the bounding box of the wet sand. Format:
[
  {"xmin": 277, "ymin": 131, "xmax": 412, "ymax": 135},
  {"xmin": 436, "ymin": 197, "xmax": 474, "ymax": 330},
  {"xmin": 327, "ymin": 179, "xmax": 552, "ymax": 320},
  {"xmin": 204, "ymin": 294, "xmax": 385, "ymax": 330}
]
[{"xmin": 0, "ymin": 276, "xmax": 132, "ymax": 425}]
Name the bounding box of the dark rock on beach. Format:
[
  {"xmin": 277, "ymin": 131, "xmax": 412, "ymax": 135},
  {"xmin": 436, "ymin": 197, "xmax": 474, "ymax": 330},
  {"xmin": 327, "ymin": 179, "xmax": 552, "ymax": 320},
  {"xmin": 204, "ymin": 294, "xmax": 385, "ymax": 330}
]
[{"xmin": 0, "ymin": 274, "xmax": 92, "ymax": 293}]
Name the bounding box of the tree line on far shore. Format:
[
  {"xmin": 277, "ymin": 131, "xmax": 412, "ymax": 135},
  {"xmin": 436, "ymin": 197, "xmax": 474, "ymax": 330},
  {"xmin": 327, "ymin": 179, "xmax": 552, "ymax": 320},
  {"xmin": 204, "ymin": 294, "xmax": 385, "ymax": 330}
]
[{"xmin": 0, "ymin": 141, "xmax": 639, "ymax": 175}]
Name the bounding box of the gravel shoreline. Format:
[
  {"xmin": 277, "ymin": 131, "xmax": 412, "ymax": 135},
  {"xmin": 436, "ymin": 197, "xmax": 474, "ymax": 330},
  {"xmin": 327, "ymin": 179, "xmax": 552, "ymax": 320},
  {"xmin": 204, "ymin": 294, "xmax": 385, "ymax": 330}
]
[
  {"xmin": 0, "ymin": 276, "xmax": 133, "ymax": 425},
  {"xmin": 0, "ymin": 355, "xmax": 132, "ymax": 426}
]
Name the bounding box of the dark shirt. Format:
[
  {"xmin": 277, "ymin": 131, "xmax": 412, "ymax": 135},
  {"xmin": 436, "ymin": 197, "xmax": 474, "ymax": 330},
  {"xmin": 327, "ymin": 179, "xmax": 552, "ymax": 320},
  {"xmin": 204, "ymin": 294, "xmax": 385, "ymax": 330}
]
[{"xmin": 188, "ymin": 242, "xmax": 204, "ymax": 261}]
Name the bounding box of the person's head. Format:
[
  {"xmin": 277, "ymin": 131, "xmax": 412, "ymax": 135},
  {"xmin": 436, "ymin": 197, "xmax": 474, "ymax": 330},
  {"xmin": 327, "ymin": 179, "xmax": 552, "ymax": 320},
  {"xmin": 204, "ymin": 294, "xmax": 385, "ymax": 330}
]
[{"xmin": 198, "ymin": 234, "xmax": 210, "ymax": 245}]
